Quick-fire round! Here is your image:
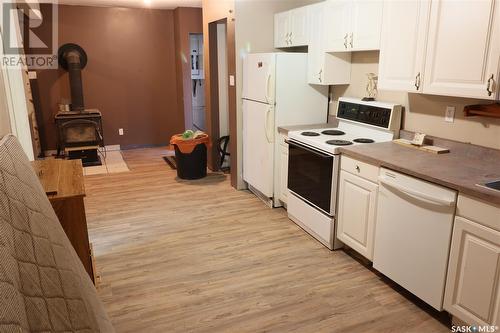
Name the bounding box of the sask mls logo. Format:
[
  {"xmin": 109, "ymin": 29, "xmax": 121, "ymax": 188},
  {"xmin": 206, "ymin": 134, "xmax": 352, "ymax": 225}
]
[
  {"xmin": 1, "ymin": 1, "xmax": 58, "ymax": 69},
  {"xmin": 452, "ymin": 325, "xmax": 499, "ymax": 333}
]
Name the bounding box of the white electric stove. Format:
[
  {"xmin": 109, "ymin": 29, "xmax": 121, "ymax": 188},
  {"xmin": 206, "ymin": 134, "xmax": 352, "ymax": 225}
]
[{"xmin": 286, "ymin": 97, "xmax": 402, "ymax": 249}]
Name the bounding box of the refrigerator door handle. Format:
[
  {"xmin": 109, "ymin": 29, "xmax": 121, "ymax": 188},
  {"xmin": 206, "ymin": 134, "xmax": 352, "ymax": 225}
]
[
  {"xmin": 265, "ymin": 106, "xmax": 274, "ymax": 143},
  {"xmin": 265, "ymin": 73, "xmax": 272, "ymax": 104}
]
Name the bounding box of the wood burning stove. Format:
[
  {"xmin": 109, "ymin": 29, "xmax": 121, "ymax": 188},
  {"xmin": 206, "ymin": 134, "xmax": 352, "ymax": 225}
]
[
  {"xmin": 55, "ymin": 109, "xmax": 103, "ymax": 165},
  {"xmin": 55, "ymin": 43, "xmax": 104, "ymax": 166}
]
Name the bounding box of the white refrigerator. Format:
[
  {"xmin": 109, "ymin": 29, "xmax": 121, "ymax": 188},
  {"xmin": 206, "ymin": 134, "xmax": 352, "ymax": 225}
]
[{"xmin": 242, "ymin": 53, "xmax": 328, "ymax": 206}]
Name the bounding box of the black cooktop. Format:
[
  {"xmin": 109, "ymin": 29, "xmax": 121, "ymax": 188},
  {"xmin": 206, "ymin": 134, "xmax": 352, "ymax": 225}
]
[
  {"xmin": 301, "ymin": 131, "xmax": 320, "ymax": 137},
  {"xmin": 326, "ymin": 140, "xmax": 353, "ymax": 146},
  {"xmin": 353, "ymin": 138, "xmax": 375, "ymax": 143},
  {"xmin": 322, "ymin": 130, "xmax": 345, "ymax": 136}
]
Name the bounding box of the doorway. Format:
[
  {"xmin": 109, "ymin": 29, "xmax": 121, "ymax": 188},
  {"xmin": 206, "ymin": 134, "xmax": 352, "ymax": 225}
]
[
  {"xmin": 207, "ymin": 19, "xmax": 230, "ymax": 172},
  {"xmin": 216, "ymin": 22, "xmax": 229, "ymax": 170},
  {"xmin": 189, "ymin": 33, "xmax": 206, "ymax": 131}
]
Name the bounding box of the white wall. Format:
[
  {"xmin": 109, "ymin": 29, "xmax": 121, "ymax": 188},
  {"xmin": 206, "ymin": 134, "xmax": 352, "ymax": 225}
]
[
  {"xmin": 234, "ymin": 0, "xmax": 322, "ymax": 189},
  {"xmin": 0, "ymin": 10, "xmax": 34, "ymax": 159},
  {"xmin": 0, "ymin": 68, "xmax": 12, "ymax": 137}
]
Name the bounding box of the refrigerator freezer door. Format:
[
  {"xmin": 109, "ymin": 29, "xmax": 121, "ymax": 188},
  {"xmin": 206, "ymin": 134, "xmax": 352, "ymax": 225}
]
[
  {"xmin": 242, "ymin": 99, "xmax": 274, "ymax": 197},
  {"xmin": 242, "ymin": 53, "xmax": 276, "ymax": 104}
]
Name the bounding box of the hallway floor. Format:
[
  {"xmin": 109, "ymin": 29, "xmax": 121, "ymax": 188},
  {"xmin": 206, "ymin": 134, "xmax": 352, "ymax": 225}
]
[{"xmin": 84, "ymin": 147, "xmax": 450, "ymax": 333}]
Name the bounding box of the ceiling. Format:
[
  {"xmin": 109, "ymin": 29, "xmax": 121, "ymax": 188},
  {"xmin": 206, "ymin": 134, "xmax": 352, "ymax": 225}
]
[{"xmin": 56, "ymin": 0, "xmax": 202, "ymax": 10}]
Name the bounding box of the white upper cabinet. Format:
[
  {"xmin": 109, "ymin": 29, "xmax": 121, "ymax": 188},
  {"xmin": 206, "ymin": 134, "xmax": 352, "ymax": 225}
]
[
  {"xmin": 324, "ymin": 0, "xmax": 383, "ymax": 52},
  {"xmin": 307, "ymin": 2, "xmax": 352, "ymax": 85},
  {"xmin": 379, "ymin": 0, "xmax": 500, "ymax": 100},
  {"xmin": 324, "ymin": 0, "xmax": 352, "ymax": 52},
  {"xmin": 378, "ymin": 0, "xmax": 431, "ymax": 92},
  {"xmin": 350, "ymin": 0, "xmax": 384, "ymax": 51},
  {"xmin": 423, "ymin": 0, "xmax": 500, "ymax": 100},
  {"xmin": 274, "ymin": 11, "xmax": 290, "ymax": 48},
  {"xmin": 290, "ymin": 6, "xmax": 309, "ymax": 47},
  {"xmin": 274, "ymin": 7, "xmax": 309, "ymax": 48}
]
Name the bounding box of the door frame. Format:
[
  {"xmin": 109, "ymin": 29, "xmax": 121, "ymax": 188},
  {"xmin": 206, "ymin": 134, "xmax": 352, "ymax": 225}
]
[{"xmin": 205, "ymin": 17, "xmax": 237, "ymax": 186}]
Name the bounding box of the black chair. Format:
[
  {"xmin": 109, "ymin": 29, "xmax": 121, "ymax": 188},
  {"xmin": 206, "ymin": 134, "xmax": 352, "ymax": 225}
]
[{"xmin": 217, "ymin": 136, "xmax": 230, "ymax": 171}]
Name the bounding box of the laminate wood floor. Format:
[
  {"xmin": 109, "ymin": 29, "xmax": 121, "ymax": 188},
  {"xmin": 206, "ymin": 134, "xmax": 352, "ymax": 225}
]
[{"xmin": 84, "ymin": 147, "xmax": 450, "ymax": 333}]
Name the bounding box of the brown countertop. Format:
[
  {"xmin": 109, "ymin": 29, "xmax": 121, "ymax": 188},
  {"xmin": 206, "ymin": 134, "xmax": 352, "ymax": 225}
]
[
  {"xmin": 338, "ymin": 137, "xmax": 500, "ymax": 206},
  {"xmin": 277, "ymin": 117, "xmax": 339, "ymax": 135}
]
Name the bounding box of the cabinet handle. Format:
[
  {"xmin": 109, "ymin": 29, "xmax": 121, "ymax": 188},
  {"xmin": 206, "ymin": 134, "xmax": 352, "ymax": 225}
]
[
  {"xmin": 414, "ymin": 72, "xmax": 421, "ymax": 91},
  {"xmin": 487, "ymin": 74, "xmax": 494, "ymax": 96},
  {"xmin": 289, "ymin": 31, "xmax": 293, "ymax": 45},
  {"xmin": 285, "ymin": 32, "xmax": 290, "ymax": 45},
  {"xmin": 343, "ymin": 33, "xmax": 348, "ymax": 49},
  {"xmin": 355, "ymin": 165, "xmax": 360, "ymax": 172},
  {"xmin": 349, "ymin": 33, "xmax": 353, "ymax": 48},
  {"xmin": 318, "ymin": 69, "xmax": 322, "ymax": 83}
]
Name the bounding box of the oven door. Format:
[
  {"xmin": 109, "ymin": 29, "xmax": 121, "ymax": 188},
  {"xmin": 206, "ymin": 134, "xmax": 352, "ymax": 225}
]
[{"xmin": 287, "ymin": 140, "xmax": 335, "ymax": 216}]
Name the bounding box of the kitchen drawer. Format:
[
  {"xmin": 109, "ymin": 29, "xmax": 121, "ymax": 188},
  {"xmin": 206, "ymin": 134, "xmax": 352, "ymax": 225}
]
[
  {"xmin": 340, "ymin": 155, "xmax": 379, "ymax": 183},
  {"xmin": 457, "ymin": 194, "xmax": 500, "ymax": 232}
]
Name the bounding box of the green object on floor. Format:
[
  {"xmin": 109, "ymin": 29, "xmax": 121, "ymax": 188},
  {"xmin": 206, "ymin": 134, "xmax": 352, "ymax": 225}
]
[{"xmin": 182, "ymin": 130, "xmax": 195, "ymax": 140}]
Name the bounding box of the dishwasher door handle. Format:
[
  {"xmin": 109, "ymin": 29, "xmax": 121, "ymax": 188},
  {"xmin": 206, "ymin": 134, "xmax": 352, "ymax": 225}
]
[{"xmin": 378, "ymin": 176, "xmax": 455, "ymax": 207}]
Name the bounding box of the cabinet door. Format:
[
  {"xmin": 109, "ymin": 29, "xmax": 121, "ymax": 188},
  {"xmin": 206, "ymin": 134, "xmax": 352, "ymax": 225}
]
[
  {"xmin": 274, "ymin": 11, "xmax": 290, "ymax": 48},
  {"xmin": 444, "ymin": 216, "xmax": 500, "ymax": 327},
  {"xmin": 350, "ymin": 0, "xmax": 383, "ymax": 51},
  {"xmin": 307, "ymin": 3, "xmax": 325, "ymax": 84},
  {"xmin": 336, "ymin": 170, "xmax": 378, "ymax": 260},
  {"xmin": 378, "ymin": 0, "xmax": 431, "ymax": 92},
  {"xmin": 324, "ymin": 0, "xmax": 352, "ymax": 52},
  {"xmin": 290, "ymin": 6, "xmax": 309, "ymax": 47},
  {"xmin": 279, "ymin": 143, "xmax": 289, "ymax": 204},
  {"xmin": 423, "ymin": 0, "xmax": 500, "ymax": 99}
]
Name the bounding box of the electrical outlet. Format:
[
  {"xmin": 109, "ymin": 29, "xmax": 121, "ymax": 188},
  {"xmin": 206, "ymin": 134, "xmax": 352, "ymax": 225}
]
[
  {"xmin": 445, "ymin": 106, "xmax": 455, "ymax": 123},
  {"xmin": 119, "ymin": 128, "xmax": 124, "ymax": 136}
]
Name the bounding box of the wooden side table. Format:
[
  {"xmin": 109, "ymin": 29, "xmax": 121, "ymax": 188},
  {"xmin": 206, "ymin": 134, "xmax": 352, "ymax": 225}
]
[{"xmin": 32, "ymin": 159, "xmax": 95, "ymax": 283}]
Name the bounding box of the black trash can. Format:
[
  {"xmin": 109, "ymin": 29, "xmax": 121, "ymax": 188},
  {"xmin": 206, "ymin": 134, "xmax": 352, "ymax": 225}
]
[{"xmin": 173, "ymin": 143, "xmax": 207, "ymax": 180}]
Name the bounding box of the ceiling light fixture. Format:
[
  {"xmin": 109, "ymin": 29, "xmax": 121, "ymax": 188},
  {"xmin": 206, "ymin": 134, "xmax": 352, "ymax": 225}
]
[{"xmin": 144, "ymin": 0, "xmax": 151, "ymax": 6}]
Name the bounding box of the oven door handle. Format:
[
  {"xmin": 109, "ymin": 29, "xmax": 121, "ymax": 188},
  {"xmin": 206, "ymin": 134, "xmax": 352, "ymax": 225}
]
[{"xmin": 286, "ymin": 140, "xmax": 332, "ymax": 158}]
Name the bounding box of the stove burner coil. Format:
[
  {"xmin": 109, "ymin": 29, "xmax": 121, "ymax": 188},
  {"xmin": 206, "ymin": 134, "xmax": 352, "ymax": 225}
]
[
  {"xmin": 301, "ymin": 131, "xmax": 320, "ymax": 136},
  {"xmin": 322, "ymin": 130, "xmax": 345, "ymax": 136},
  {"xmin": 326, "ymin": 140, "xmax": 353, "ymax": 146},
  {"xmin": 353, "ymin": 138, "xmax": 375, "ymax": 143}
]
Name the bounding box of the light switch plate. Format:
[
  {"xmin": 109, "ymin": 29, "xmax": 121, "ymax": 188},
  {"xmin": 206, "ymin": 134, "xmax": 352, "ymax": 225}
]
[
  {"xmin": 118, "ymin": 128, "xmax": 124, "ymax": 136},
  {"xmin": 445, "ymin": 106, "xmax": 455, "ymax": 123},
  {"xmin": 229, "ymin": 75, "xmax": 235, "ymax": 86}
]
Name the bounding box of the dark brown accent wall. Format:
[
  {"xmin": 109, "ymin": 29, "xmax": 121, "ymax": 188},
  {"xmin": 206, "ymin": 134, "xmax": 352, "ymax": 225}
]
[
  {"xmin": 173, "ymin": 7, "xmax": 203, "ymax": 131},
  {"xmin": 34, "ymin": 4, "xmax": 185, "ymax": 149},
  {"xmin": 202, "ymin": 0, "xmax": 237, "ymax": 186}
]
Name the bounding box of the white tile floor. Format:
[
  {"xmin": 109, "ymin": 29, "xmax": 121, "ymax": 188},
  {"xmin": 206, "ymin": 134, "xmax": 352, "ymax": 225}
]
[{"xmin": 83, "ymin": 150, "xmax": 130, "ymax": 176}]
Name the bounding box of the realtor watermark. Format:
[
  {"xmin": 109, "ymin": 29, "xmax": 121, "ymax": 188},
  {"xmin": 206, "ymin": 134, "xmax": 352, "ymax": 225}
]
[
  {"xmin": 1, "ymin": 1, "xmax": 58, "ymax": 69},
  {"xmin": 452, "ymin": 325, "xmax": 499, "ymax": 333}
]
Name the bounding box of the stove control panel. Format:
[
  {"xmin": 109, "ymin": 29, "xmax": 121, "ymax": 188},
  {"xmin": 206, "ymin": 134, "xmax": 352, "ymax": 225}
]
[{"xmin": 336, "ymin": 98, "xmax": 402, "ymax": 131}]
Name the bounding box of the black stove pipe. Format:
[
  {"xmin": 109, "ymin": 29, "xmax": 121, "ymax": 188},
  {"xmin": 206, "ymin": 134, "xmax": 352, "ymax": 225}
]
[
  {"xmin": 58, "ymin": 43, "xmax": 88, "ymax": 112},
  {"xmin": 66, "ymin": 51, "xmax": 84, "ymax": 111}
]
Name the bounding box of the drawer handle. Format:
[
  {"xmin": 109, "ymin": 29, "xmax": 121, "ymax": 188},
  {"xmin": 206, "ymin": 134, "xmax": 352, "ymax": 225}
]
[{"xmin": 355, "ymin": 165, "xmax": 360, "ymax": 172}]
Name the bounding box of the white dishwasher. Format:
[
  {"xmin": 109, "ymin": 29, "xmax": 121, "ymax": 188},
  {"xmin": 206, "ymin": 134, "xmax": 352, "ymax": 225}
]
[{"xmin": 373, "ymin": 168, "xmax": 457, "ymax": 310}]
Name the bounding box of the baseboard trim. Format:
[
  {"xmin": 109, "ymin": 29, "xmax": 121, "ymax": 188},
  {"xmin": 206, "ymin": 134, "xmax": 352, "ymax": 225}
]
[{"xmin": 120, "ymin": 143, "xmax": 167, "ymax": 150}]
